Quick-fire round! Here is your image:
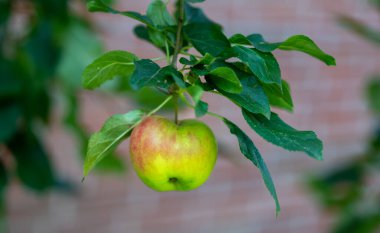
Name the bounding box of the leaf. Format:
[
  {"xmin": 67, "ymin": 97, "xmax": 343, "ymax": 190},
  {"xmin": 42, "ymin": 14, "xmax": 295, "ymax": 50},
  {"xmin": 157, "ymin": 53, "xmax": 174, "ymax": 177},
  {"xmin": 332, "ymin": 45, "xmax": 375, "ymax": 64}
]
[
  {"xmin": 129, "ymin": 59, "xmax": 160, "ymax": 90},
  {"xmin": 185, "ymin": 0, "xmax": 205, "ymax": 3},
  {"xmin": 195, "ymin": 100, "xmax": 208, "ymax": 118},
  {"xmin": 184, "ymin": 3, "xmax": 218, "ymax": 26},
  {"xmin": 208, "ymin": 67, "xmax": 242, "ymax": 94},
  {"xmin": 155, "ymin": 66, "xmax": 187, "ymax": 88},
  {"xmin": 147, "ymin": 0, "xmax": 175, "ymax": 27},
  {"xmin": 264, "ymin": 80, "xmax": 294, "ymax": 112},
  {"xmin": 94, "ymin": 153, "xmax": 126, "ymax": 173},
  {"xmin": 279, "ymin": 35, "xmax": 336, "ymax": 66},
  {"xmin": 236, "ymin": 34, "xmax": 336, "ymax": 66},
  {"xmin": 0, "ymin": 103, "xmax": 21, "ymax": 142},
  {"xmin": 366, "ymin": 77, "xmax": 380, "ymax": 115},
  {"xmin": 243, "ymin": 110, "xmax": 323, "ymax": 160},
  {"xmin": 187, "ymin": 84, "xmax": 204, "ymax": 104},
  {"xmin": 0, "ymin": 160, "xmax": 8, "ymax": 194},
  {"xmin": 57, "ymin": 20, "xmax": 103, "ymax": 89},
  {"xmin": 82, "ymin": 50, "xmax": 138, "ymax": 90},
  {"xmin": 223, "ymin": 118, "xmax": 280, "ymax": 215},
  {"xmin": 86, "ymin": 0, "xmax": 153, "ymax": 27},
  {"xmin": 229, "ymin": 33, "xmax": 251, "ymax": 45},
  {"xmin": 226, "ymin": 46, "xmax": 281, "ymax": 86},
  {"xmin": 83, "ymin": 110, "xmax": 145, "ymax": 177},
  {"xmin": 8, "ymin": 131, "xmax": 55, "ymax": 191},
  {"xmin": 338, "ymin": 15, "xmax": 380, "ymax": 46},
  {"xmin": 184, "ymin": 23, "xmax": 230, "ymax": 56}
]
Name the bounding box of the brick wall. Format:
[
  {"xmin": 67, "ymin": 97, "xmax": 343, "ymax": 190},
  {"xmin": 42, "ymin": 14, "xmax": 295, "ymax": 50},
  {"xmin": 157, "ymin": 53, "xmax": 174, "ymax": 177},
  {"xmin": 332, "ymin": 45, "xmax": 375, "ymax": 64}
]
[{"xmin": 7, "ymin": 0, "xmax": 380, "ymax": 233}]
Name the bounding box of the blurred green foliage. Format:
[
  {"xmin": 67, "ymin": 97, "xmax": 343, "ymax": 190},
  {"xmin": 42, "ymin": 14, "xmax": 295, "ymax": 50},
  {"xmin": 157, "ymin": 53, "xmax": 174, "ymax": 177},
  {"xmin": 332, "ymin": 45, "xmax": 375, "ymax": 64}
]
[
  {"xmin": 309, "ymin": 1, "xmax": 380, "ymax": 232},
  {"xmin": 0, "ymin": 0, "xmax": 136, "ymax": 212}
]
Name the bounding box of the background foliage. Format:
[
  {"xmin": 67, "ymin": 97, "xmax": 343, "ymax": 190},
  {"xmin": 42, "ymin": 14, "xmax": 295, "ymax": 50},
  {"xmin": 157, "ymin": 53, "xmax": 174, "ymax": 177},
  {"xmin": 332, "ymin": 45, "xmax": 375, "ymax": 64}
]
[{"xmin": 309, "ymin": 0, "xmax": 380, "ymax": 232}]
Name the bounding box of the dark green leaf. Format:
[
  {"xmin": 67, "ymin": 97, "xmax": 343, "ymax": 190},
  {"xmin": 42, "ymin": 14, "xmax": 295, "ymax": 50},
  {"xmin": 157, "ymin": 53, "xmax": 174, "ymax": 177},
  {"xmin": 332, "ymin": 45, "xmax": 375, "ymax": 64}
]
[
  {"xmin": 187, "ymin": 84, "xmax": 204, "ymax": 104},
  {"xmin": 82, "ymin": 50, "xmax": 138, "ymax": 90},
  {"xmin": 213, "ymin": 74, "xmax": 271, "ymax": 119},
  {"xmin": 226, "ymin": 46, "xmax": 281, "ymax": 86},
  {"xmin": 87, "ymin": 0, "xmax": 153, "ymax": 27},
  {"xmin": 184, "ymin": 23, "xmax": 230, "ymax": 56},
  {"xmin": 264, "ymin": 80, "xmax": 294, "ymax": 112},
  {"xmin": 130, "ymin": 59, "xmax": 160, "ymax": 90},
  {"xmin": 208, "ymin": 67, "xmax": 242, "ymax": 94},
  {"xmin": 366, "ymin": 77, "xmax": 380, "ymax": 115},
  {"xmin": 8, "ymin": 132, "xmax": 55, "ymax": 191},
  {"xmin": 0, "ymin": 160, "xmax": 8, "ymax": 194},
  {"xmin": 83, "ymin": 110, "xmax": 145, "ymax": 177},
  {"xmin": 223, "ymin": 118, "xmax": 280, "ymax": 215},
  {"xmin": 229, "ymin": 33, "xmax": 251, "ymax": 45},
  {"xmin": 184, "ymin": 3, "xmax": 218, "ymax": 26},
  {"xmin": 155, "ymin": 66, "xmax": 187, "ymax": 88},
  {"xmin": 246, "ymin": 34, "xmax": 281, "ymax": 52},
  {"xmin": 0, "ymin": 104, "xmax": 21, "ymax": 142},
  {"xmin": 243, "ymin": 110, "xmax": 323, "ymax": 160},
  {"xmin": 195, "ymin": 100, "xmax": 208, "ymax": 118},
  {"xmin": 147, "ymin": 0, "xmax": 175, "ymax": 27}
]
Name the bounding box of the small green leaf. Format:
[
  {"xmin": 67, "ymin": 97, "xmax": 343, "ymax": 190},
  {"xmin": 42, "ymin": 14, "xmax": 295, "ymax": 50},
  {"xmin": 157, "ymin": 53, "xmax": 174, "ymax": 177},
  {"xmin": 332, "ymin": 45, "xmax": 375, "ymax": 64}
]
[
  {"xmin": 130, "ymin": 59, "xmax": 160, "ymax": 90},
  {"xmin": 279, "ymin": 35, "xmax": 336, "ymax": 66},
  {"xmin": 155, "ymin": 66, "xmax": 187, "ymax": 88},
  {"xmin": 83, "ymin": 110, "xmax": 145, "ymax": 177},
  {"xmin": 187, "ymin": 84, "xmax": 204, "ymax": 104},
  {"xmin": 223, "ymin": 119, "xmax": 280, "ymax": 215},
  {"xmin": 243, "ymin": 110, "xmax": 323, "ymax": 160},
  {"xmin": 208, "ymin": 67, "xmax": 242, "ymax": 94},
  {"xmin": 366, "ymin": 77, "xmax": 380, "ymax": 115},
  {"xmin": 184, "ymin": 23, "xmax": 230, "ymax": 56},
  {"xmin": 195, "ymin": 100, "xmax": 208, "ymax": 118},
  {"xmin": 264, "ymin": 80, "xmax": 294, "ymax": 112},
  {"xmin": 147, "ymin": 0, "xmax": 175, "ymax": 27},
  {"xmin": 86, "ymin": 0, "xmax": 153, "ymax": 27},
  {"xmin": 82, "ymin": 50, "xmax": 138, "ymax": 90}
]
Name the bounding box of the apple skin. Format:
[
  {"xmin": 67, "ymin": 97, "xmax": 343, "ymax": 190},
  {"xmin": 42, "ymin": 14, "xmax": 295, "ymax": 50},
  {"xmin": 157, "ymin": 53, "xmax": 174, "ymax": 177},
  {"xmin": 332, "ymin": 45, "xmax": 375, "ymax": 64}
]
[{"xmin": 129, "ymin": 115, "xmax": 218, "ymax": 192}]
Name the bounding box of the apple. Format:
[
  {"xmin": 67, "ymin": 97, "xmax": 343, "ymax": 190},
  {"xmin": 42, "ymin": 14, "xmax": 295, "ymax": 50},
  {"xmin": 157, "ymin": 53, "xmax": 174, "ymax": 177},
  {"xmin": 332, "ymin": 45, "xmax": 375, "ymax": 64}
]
[{"xmin": 129, "ymin": 115, "xmax": 218, "ymax": 191}]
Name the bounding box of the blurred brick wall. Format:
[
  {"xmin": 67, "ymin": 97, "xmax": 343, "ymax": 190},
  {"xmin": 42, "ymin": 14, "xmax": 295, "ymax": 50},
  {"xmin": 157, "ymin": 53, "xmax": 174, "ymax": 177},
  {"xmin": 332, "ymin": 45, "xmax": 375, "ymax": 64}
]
[{"xmin": 7, "ymin": 0, "xmax": 380, "ymax": 233}]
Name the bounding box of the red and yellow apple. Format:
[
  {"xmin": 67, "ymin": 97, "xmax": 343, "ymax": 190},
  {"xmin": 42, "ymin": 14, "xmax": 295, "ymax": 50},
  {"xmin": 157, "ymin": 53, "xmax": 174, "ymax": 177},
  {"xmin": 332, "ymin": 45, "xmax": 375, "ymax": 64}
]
[{"xmin": 129, "ymin": 115, "xmax": 218, "ymax": 191}]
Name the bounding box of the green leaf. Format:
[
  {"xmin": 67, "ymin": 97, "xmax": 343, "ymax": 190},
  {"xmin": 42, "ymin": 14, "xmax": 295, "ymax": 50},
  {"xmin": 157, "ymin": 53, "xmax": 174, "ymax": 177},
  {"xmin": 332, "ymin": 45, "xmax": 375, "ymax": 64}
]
[
  {"xmin": 86, "ymin": 0, "xmax": 153, "ymax": 27},
  {"xmin": 147, "ymin": 0, "xmax": 175, "ymax": 27},
  {"xmin": 223, "ymin": 118, "xmax": 280, "ymax": 215},
  {"xmin": 208, "ymin": 67, "xmax": 242, "ymax": 94},
  {"xmin": 187, "ymin": 84, "xmax": 204, "ymax": 104},
  {"xmin": 83, "ymin": 110, "xmax": 145, "ymax": 177},
  {"xmin": 129, "ymin": 59, "xmax": 160, "ymax": 90},
  {"xmin": 185, "ymin": 0, "xmax": 205, "ymax": 3},
  {"xmin": 245, "ymin": 34, "xmax": 281, "ymax": 52},
  {"xmin": 264, "ymin": 80, "xmax": 294, "ymax": 112},
  {"xmin": 338, "ymin": 15, "xmax": 380, "ymax": 46},
  {"xmin": 94, "ymin": 153, "xmax": 126, "ymax": 173},
  {"xmin": 366, "ymin": 77, "xmax": 380, "ymax": 115},
  {"xmin": 184, "ymin": 23, "xmax": 230, "ymax": 56},
  {"xmin": 213, "ymin": 73, "xmax": 271, "ymax": 119},
  {"xmin": 184, "ymin": 3, "xmax": 218, "ymax": 26},
  {"xmin": 57, "ymin": 20, "xmax": 103, "ymax": 89},
  {"xmin": 0, "ymin": 160, "xmax": 8, "ymax": 194},
  {"xmin": 195, "ymin": 100, "xmax": 208, "ymax": 118},
  {"xmin": 155, "ymin": 66, "xmax": 187, "ymax": 88},
  {"xmin": 279, "ymin": 35, "xmax": 336, "ymax": 66},
  {"xmin": 82, "ymin": 50, "xmax": 138, "ymax": 90},
  {"xmin": 0, "ymin": 104, "xmax": 21, "ymax": 142},
  {"xmin": 243, "ymin": 110, "xmax": 323, "ymax": 160},
  {"xmin": 234, "ymin": 34, "xmax": 336, "ymax": 66},
  {"xmin": 8, "ymin": 132, "xmax": 55, "ymax": 192},
  {"xmin": 226, "ymin": 46, "xmax": 281, "ymax": 86}
]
